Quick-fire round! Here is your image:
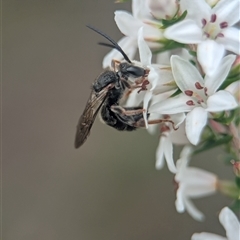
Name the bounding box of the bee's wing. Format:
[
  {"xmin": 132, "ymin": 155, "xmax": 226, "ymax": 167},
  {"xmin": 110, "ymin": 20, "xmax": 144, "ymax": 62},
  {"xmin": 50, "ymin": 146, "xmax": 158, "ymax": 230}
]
[{"xmin": 74, "ymin": 87, "xmax": 109, "ymax": 148}]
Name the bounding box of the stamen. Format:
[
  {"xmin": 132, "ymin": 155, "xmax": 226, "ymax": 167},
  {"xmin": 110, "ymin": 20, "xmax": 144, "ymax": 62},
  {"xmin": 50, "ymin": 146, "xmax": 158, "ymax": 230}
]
[
  {"xmin": 195, "ymin": 82, "xmax": 203, "ymax": 89},
  {"xmin": 186, "ymin": 100, "xmax": 195, "ymax": 106},
  {"xmin": 202, "ymin": 18, "xmax": 207, "ymax": 27},
  {"xmin": 210, "ymin": 14, "xmax": 217, "ymax": 23},
  {"xmin": 220, "ymin": 22, "xmax": 228, "ymax": 29},
  {"xmin": 216, "ymin": 33, "xmax": 224, "ymax": 38},
  {"xmin": 204, "ymin": 87, "xmax": 208, "ymax": 96},
  {"xmin": 185, "ymin": 90, "xmax": 193, "ymax": 96},
  {"xmin": 203, "ymin": 32, "xmax": 210, "ymax": 38},
  {"xmin": 160, "ymin": 125, "xmax": 170, "ymax": 133}
]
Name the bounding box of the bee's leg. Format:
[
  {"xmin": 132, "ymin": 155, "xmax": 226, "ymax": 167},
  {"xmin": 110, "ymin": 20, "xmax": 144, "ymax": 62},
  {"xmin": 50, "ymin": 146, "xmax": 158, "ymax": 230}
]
[
  {"xmin": 111, "ymin": 106, "xmax": 178, "ymax": 130},
  {"xmin": 148, "ymin": 119, "xmax": 178, "ymax": 130},
  {"xmin": 111, "ymin": 59, "xmax": 121, "ymax": 71},
  {"xmin": 111, "ymin": 105, "xmax": 146, "ymax": 127},
  {"xmin": 111, "ymin": 105, "xmax": 144, "ymax": 116}
]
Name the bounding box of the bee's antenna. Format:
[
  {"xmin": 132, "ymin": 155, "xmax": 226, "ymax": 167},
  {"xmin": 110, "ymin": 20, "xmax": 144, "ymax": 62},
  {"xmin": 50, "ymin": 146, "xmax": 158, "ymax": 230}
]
[{"xmin": 86, "ymin": 25, "xmax": 132, "ymax": 63}]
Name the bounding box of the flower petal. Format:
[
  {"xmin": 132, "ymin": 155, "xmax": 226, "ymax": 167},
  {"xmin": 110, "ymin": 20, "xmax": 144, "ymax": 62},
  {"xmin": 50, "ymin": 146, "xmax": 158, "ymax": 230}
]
[
  {"xmin": 213, "ymin": 0, "xmax": 240, "ymax": 26},
  {"xmin": 138, "ymin": 27, "xmax": 152, "ymax": 66},
  {"xmin": 169, "ymin": 123, "xmax": 190, "ymax": 145},
  {"xmin": 206, "ymin": 90, "xmax": 238, "ymax": 112},
  {"xmin": 164, "ymin": 137, "xmax": 176, "ymax": 173},
  {"xmin": 197, "ymin": 40, "xmax": 225, "ymax": 77},
  {"xmin": 132, "ymin": 0, "xmax": 151, "ymax": 20},
  {"xmin": 171, "ymin": 55, "xmax": 204, "ymax": 92},
  {"xmin": 149, "ymin": 94, "xmax": 194, "ymax": 114},
  {"xmin": 180, "ymin": 0, "xmax": 211, "ymax": 26},
  {"xmin": 125, "ymin": 88, "xmax": 145, "ymax": 107},
  {"xmin": 155, "ymin": 136, "xmax": 165, "ymax": 169},
  {"xmin": 185, "ymin": 107, "xmax": 208, "ymax": 145},
  {"xmin": 148, "ymin": 0, "xmax": 177, "ymax": 19},
  {"xmin": 191, "ymin": 232, "xmax": 227, "ymax": 240},
  {"xmin": 143, "ymin": 91, "xmax": 152, "ymax": 128},
  {"xmin": 219, "ymin": 207, "xmax": 240, "ymax": 240},
  {"xmin": 102, "ymin": 37, "xmax": 137, "ymax": 68},
  {"xmin": 164, "ymin": 19, "xmax": 203, "ymax": 44},
  {"xmin": 217, "ymin": 27, "xmax": 240, "ymax": 55},
  {"xmin": 175, "ymin": 186, "xmax": 185, "ymax": 212},
  {"xmin": 115, "ymin": 11, "xmax": 142, "ymax": 37},
  {"xmin": 184, "ymin": 197, "xmax": 205, "ymax": 221},
  {"xmin": 205, "ymin": 54, "xmax": 236, "ymax": 95}
]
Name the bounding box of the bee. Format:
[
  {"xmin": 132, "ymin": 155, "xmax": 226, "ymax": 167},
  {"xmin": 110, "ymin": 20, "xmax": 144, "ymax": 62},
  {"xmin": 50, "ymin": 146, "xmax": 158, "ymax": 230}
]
[{"xmin": 74, "ymin": 26, "xmax": 176, "ymax": 148}]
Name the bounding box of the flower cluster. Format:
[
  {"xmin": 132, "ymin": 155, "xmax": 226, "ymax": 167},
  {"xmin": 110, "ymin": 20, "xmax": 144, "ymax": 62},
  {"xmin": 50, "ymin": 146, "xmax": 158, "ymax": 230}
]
[{"xmin": 102, "ymin": 0, "xmax": 240, "ymax": 238}]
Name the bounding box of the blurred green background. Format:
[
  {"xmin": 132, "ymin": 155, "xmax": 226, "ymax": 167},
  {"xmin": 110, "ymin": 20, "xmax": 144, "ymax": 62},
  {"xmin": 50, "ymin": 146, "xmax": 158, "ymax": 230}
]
[{"xmin": 3, "ymin": 0, "xmax": 233, "ymax": 239}]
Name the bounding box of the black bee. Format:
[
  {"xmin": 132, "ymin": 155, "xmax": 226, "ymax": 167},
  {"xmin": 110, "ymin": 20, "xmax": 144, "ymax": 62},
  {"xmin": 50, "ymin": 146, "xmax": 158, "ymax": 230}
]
[
  {"xmin": 74, "ymin": 26, "xmax": 176, "ymax": 148},
  {"xmin": 74, "ymin": 26, "xmax": 149, "ymax": 148}
]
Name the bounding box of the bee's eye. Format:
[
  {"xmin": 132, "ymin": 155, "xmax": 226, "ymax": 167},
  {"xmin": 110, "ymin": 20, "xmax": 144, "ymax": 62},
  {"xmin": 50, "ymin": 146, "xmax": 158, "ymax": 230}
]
[{"xmin": 126, "ymin": 66, "xmax": 145, "ymax": 77}]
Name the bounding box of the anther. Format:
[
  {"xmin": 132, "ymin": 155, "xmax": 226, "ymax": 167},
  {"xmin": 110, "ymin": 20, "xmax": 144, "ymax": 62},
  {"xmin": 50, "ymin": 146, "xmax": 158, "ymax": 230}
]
[
  {"xmin": 210, "ymin": 14, "xmax": 217, "ymax": 23},
  {"xmin": 186, "ymin": 100, "xmax": 195, "ymax": 106},
  {"xmin": 195, "ymin": 82, "xmax": 203, "ymax": 89},
  {"xmin": 202, "ymin": 18, "xmax": 207, "ymax": 27},
  {"xmin": 185, "ymin": 90, "xmax": 193, "ymax": 96},
  {"xmin": 220, "ymin": 22, "xmax": 228, "ymax": 29}
]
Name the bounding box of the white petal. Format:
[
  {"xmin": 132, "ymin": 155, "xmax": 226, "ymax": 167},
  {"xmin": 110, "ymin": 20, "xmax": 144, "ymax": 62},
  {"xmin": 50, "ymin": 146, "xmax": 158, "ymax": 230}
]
[
  {"xmin": 191, "ymin": 232, "xmax": 227, "ymax": 240},
  {"xmin": 143, "ymin": 24, "xmax": 163, "ymax": 40},
  {"xmin": 148, "ymin": 67, "xmax": 159, "ymax": 91},
  {"xmin": 206, "ymin": 90, "xmax": 238, "ymax": 112},
  {"xmin": 185, "ymin": 107, "xmax": 208, "ymax": 145},
  {"xmin": 197, "ymin": 40, "xmax": 225, "ymax": 77},
  {"xmin": 164, "ymin": 19, "xmax": 203, "ymax": 43},
  {"xmin": 171, "ymin": 113, "xmax": 186, "ymax": 128},
  {"xmin": 213, "ymin": 0, "xmax": 240, "ymax": 26},
  {"xmin": 143, "ymin": 91, "xmax": 152, "ymax": 128},
  {"xmin": 138, "ymin": 27, "xmax": 152, "ymax": 66},
  {"xmin": 124, "ymin": 88, "xmax": 145, "ymax": 107},
  {"xmin": 169, "ymin": 123, "xmax": 190, "ymax": 145},
  {"xmin": 217, "ymin": 28, "xmax": 240, "ymax": 55},
  {"xmin": 149, "ymin": 94, "xmax": 194, "ymax": 114},
  {"xmin": 175, "ymin": 187, "xmax": 185, "ymax": 212},
  {"xmin": 180, "ymin": 0, "xmax": 211, "ymax": 26},
  {"xmin": 151, "ymin": 65, "xmax": 177, "ymax": 94},
  {"xmin": 132, "ymin": 0, "xmax": 151, "ymax": 20},
  {"xmin": 205, "ymin": 54, "xmax": 236, "ymax": 95},
  {"xmin": 171, "ymin": 55, "xmax": 204, "ymax": 92},
  {"xmin": 147, "ymin": 112, "xmax": 161, "ymax": 135},
  {"xmin": 148, "ymin": 0, "xmax": 178, "ymax": 19},
  {"xmin": 219, "ymin": 207, "xmax": 240, "ymax": 240},
  {"xmin": 114, "ymin": 11, "xmax": 142, "ymax": 37},
  {"xmin": 184, "ymin": 197, "xmax": 205, "ymax": 221},
  {"xmin": 102, "ymin": 37, "xmax": 137, "ymax": 68},
  {"xmin": 184, "ymin": 169, "xmax": 217, "ymax": 197},
  {"xmin": 155, "ymin": 136, "xmax": 165, "ymax": 169},
  {"xmin": 179, "ymin": 145, "xmax": 193, "ymax": 159},
  {"xmin": 163, "ymin": 137, "xmax": 176, "ymax": 173}
]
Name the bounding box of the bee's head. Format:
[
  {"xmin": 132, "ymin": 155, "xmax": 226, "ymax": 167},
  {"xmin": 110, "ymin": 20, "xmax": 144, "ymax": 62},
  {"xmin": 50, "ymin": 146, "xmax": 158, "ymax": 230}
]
[{"xmin": 118, "ymin": 62, "xmax": 146, "ymax": 79}]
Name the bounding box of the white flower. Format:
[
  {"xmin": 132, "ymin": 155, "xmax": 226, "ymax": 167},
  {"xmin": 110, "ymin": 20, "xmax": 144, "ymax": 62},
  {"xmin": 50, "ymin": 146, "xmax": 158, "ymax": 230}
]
[
  {"xmin": 155, "ymin": 117, "xmax": 188, "ymax": 173},
  {"xmin": 191, "ymin": 207, "xmax": 240, "ymax": 240},
  {"xmin": 175, "ymin": 146, "xmax": 218, "ymax": 221},
  {"xmin": 147, "ymin": 0, "xmax": 178, "ymax": 19},
  {"xmin": 164, "ymin": 0, "xmax": 240, "ymax": 76},
  {"xmin": 103, "ymin": 0, "xmax": 163, "ymax": 68},
  {"xmin": 124, "ymin": 27, "xmax": 177, "ymax": 128},
  {"xmin": 149, "ymin": 55, "xmax": 238, "ymax": 145}
]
